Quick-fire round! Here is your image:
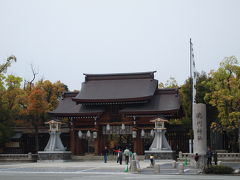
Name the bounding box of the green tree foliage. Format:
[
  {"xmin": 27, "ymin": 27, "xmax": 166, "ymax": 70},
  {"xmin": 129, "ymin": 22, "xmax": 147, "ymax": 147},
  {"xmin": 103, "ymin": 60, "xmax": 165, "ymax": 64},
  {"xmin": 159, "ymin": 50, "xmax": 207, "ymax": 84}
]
[
  {"xmin": 0, "ymin": 56, "xmax": 20, "ymax": 146},
  {"xmin": 179, "ymin": 78, "xmax": 192, "ymax": 129},
  {"xmin": 0, "ymin": 75, "xmax": 23, "ymax": 146},
  {"xmin": 0, "ymin": 55, "xmax": 16, "ymax": 73},
  {"xmin": 179, "ymin": 72, "xmax": 218, "ymax": 138},
  {"xmin": 159, "ymin": 77, "xmax": 178, "ymax": 88},
  {"xmin": 204, "ymin": 56, "xmax": 240, "ymax": 151}
]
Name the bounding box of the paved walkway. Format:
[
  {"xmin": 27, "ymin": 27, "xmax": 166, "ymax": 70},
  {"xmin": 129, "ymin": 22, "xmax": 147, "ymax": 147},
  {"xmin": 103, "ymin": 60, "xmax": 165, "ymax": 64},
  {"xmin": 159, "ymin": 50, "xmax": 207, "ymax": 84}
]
[
  {"xmin": 0, "ymin": 160, "xmax": 239, "ymax": 180},
  {"xmin": 0, "ymin": 160, "xmax": 197, "ymax": 174}
]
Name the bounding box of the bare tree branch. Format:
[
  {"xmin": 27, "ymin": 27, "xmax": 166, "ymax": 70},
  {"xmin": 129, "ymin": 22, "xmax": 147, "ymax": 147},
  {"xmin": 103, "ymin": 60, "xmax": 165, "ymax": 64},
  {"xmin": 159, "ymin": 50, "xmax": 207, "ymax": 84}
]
[{"xmin": 27, "ymin": 64, "xmax": 39, "ymax": 91}]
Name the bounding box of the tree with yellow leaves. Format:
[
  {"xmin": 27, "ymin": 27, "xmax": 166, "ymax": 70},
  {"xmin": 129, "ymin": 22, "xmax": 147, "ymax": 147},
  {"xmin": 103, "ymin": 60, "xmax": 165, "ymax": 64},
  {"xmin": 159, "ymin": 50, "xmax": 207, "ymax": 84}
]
[{"xmin": 205, "ymin": 56, "xmax": 240, "ymax": 152}]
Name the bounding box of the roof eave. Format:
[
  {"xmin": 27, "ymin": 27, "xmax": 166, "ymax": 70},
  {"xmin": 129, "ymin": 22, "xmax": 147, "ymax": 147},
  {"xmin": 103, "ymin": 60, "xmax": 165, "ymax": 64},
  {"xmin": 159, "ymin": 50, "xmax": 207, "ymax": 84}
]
[
  {"xmin": 72, "ymin": 96, "xmax": 153, "ymax": 103},
  {"xmin": 48, "ymin": 112, "xmax": 104, "ymax": 117},
  {"xmin": 119, "ymin": 109, "xmax": 180, "ymax": 115}
]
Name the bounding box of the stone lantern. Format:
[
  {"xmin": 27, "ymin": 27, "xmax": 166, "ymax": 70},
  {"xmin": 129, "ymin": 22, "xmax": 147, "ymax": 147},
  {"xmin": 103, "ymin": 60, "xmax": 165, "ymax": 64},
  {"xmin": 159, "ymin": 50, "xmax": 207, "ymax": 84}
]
[
  {"xmin": 38, "ymin": 119, "xmax": 71, "ymax": 161},
  {"xmin": 145, "ymin": 118, "xmax": 175, "ymax": 160}
]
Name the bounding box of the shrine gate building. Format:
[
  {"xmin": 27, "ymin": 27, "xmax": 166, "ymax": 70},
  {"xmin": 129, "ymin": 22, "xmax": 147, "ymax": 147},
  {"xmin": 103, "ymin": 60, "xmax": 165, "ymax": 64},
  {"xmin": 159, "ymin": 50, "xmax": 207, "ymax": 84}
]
[{"xmin": 49, "ymin": 72, "xmax": 182, "ymax": 155}]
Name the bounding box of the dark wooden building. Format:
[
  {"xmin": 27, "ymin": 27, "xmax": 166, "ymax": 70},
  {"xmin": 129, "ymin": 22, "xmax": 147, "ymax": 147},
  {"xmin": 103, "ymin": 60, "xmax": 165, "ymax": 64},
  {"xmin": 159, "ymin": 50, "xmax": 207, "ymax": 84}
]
[{"xmin": 49, "ymin": 72, "xmax": 183, "ymax": 155}]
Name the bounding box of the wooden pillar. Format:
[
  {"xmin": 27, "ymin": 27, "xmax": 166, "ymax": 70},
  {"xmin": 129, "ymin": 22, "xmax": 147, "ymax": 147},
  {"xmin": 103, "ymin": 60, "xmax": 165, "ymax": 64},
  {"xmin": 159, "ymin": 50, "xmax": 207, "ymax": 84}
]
[
  {"xmin": 138, "ymin": 131, "xmax": 144, "ymax": 155},
  {"xmin": 70, "ymin": 120, "xmax": 75, "ymax": 154},
  {"xmin": 76, "ymin": 136, "xmax": 84, "ymax": 155},
  {"xmin": 94, "ymin": 135, "xmax": 100, "ymax": 155},
  {"xmin": 93, "ymin": 118, "xmax": 101, "ymax": 155},
  {"xmin": 99, "ymin": 133, "xmax": 105, "ymax": 155},
  {"xmin": 75, "ymin": 134, "xmax": 80, "ymax": 155},
  {"xmin": 133, "ymin": 130, "xmax": 139, "ymax": 154},
  {"xmin": 134, "ymin": 130, "xmax": 144, "ymax": 155}
]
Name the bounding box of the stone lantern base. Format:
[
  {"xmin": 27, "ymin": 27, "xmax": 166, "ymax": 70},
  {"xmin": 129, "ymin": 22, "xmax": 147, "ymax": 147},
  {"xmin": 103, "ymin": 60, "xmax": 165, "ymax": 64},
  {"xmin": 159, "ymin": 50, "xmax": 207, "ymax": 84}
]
[
  {"xmin": 145, "ymin": 150, "xmax": 176, "ymax": 160},
  {"xmin": 38, "ymin": 151, "xmax": 71, "ymax": 162}
]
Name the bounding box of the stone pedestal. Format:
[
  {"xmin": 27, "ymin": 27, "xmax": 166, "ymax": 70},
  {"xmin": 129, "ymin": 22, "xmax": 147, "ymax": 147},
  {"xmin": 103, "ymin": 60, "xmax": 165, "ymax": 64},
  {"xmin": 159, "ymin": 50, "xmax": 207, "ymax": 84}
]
[
  {"xmin": 130, "ymin": 160, "xmax": 138, "ymax": 173},
  {"xmin": 38, "ymin": 151, "xmax": 71, "ymax": 162},
  {"xmin": 178, "ymin": 163, "xmax": 184, "ymax": 174},
  {"xmin": 154, "ymin": 164, "xmax": 160, "ymax": 173},
  {"xmin": 145, "ymin": 151, "xmax": 176, "ymax": 160},
  {"xmin": 38, "ymin": 120, "xmax": 71, "ymax": 162}
]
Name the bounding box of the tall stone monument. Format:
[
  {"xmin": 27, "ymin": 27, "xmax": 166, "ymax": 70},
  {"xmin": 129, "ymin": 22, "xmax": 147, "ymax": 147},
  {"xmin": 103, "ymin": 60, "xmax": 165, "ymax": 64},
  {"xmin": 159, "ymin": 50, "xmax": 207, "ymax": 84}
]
[
  {"xmin": 145, "ymin": 118, "xmax": 175, "ymax": 159},
  {"xmin": 193, "ymin": 103, "xmax": 207, "ymax": 155},
  {"xmin": 38, "ymin": 120, "xmax": 71, "ymax": 161},
  {"xmin": 192, "ymin": 103, "xmax": 207, "ymax": 168}
]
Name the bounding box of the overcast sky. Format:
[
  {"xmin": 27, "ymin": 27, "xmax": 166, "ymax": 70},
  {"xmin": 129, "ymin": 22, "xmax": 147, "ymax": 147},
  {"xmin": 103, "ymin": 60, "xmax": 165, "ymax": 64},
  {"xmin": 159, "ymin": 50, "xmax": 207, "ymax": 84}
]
[{"xmin": 0, "ymin": 0, "xmax": 240, "ymax": 90}]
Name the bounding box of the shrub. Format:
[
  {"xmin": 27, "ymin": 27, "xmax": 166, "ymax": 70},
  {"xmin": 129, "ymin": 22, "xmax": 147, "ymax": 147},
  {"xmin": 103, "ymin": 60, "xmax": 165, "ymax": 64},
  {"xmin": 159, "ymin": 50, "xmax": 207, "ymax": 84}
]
[{"xmin": 204, "ymin": 165, "xmax": 234, "ymax": 174}]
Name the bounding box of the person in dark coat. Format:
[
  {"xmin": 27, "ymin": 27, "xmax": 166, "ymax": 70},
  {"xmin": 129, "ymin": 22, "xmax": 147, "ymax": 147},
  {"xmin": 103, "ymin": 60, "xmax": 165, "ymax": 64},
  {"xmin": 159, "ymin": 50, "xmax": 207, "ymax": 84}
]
[
  {"xmin": 194, "ymin": 153, "xmax": 199, "ymax": 168},
  {"xmin": 206, "ymin": 147, "xmax": 213, "ymax": 167},
  {"xmin": 150, "ymin": 154, "xmax": 154, "ymax": 167},
  {"xmin": 213, "ymin": 151, "xmax": 218, "ymax": 165},
  {"xmin": 102, "ymin": 146, "xmax": 109, "ymax": 163},
  {"xmin": 117, "ymin": 149, "xmax": 123, "ymax": 165}
]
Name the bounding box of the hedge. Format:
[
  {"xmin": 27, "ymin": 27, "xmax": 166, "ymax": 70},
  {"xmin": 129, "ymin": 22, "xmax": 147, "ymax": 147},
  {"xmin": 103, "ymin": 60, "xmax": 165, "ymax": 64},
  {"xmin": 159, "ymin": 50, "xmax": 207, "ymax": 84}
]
[{"xmin": 204, "ymin": 165, "xmax": 234, "ymax": 174}]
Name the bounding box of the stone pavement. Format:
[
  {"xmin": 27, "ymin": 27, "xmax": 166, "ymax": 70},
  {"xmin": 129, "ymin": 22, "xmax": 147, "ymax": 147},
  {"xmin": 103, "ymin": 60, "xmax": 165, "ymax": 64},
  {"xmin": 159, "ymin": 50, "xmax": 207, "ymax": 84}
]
[
  {"xmin": 0, "ymin": 160, "xmax": 239, "ymax": 180},
  {"xmin": 0, "ymin": 160, "xmax": 198, "ymax": 175}
]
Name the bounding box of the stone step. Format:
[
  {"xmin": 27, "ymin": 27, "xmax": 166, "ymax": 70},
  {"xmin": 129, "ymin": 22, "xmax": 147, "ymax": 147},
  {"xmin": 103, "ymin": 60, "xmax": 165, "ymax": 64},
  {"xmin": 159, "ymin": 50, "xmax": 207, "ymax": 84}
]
[{"xmin": 142, "ymin": 166, "xmax": 200, "ymax": 175}]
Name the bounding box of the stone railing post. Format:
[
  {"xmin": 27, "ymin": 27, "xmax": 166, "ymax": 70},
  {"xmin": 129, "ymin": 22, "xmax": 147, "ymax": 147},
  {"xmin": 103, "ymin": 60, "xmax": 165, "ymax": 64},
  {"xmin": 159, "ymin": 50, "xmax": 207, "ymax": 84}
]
[
  {"xmin": 28, "ymin": 152, "xmax": 32, "ymax": 159},
  {"xmin": 178, "ymin": 163, "xmax": 184, "ymax": 174},
  {"xmin": 154, "ymin": 164, "xmax": 160, "ymax": 173}
]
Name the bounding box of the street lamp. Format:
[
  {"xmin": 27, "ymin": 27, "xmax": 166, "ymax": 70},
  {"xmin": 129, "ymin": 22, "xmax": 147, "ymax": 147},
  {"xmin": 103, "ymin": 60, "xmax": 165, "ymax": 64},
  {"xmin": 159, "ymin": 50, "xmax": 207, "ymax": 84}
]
[
  {"xmin": 93, "ymin": 131, "xmax": 97, "ymax": 139},
  {"xmin": 78, "ymin": 130, "xmax": 83, "ymax": 138},
  {"xmin": 86, "ymin": 130, "xmax": 91, "ymax": 138},
  {"xmin": 121, "ymin": 123, "xmax": 125, "ymax": 130},
  {"xmin": 141, "ymin": 129, "xmax": 145, "ymax": 137},
  {"xmin": 106, "ymin": 124, "xmax": 110, "ymax": 131},
  {"xmin": 132, "ymin": 131, "xmax": 137, "ymax": 138}
]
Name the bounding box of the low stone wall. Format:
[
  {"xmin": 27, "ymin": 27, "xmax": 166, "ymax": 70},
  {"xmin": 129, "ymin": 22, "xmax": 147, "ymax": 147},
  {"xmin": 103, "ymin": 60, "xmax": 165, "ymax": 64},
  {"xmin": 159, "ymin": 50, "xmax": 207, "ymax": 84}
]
[
  {"xmin": 0, "ymin": 153, "xmax": 37, "ymax": 162},
  {"xmin": 179, "ymin": 153, "xmax": 240, "ymax": 164},
  {"xmin": 217, "ymin": 153, "xmax": 240, "ymax": 161}
]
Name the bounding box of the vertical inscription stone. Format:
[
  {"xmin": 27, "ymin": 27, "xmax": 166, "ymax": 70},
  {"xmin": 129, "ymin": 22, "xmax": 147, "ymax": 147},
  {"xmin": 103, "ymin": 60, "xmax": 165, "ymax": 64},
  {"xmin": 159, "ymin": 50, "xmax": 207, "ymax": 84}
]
[{"xmin": 193, "ymin": 103, "xmax": 207, "ymax": 155}]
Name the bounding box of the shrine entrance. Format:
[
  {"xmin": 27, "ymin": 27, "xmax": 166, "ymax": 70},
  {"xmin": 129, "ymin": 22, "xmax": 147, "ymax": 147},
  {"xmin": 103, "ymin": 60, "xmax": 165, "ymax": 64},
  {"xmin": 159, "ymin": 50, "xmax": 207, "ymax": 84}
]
[
  {"xmin": 101, "ymin": 125, "xmax": 133, "ymax": 153},
  {"xmin": 104, "ymin": 134, "xmax": 133, "ymax": 152}
]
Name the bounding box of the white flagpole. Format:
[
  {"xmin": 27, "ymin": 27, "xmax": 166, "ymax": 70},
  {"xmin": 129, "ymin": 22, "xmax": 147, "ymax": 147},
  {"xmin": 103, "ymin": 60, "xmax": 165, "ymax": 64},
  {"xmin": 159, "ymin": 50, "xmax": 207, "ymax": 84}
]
[
  {"xmin": 190, "ymin": 38, "xmax": 196, "ymax": 153},
  {"xmin": 190, "ymin": 39, "xmax": 207, "ymax": 157},
  {"xmin": 190, "ymin": 39, "xmax": 196, "ymax": 153}
]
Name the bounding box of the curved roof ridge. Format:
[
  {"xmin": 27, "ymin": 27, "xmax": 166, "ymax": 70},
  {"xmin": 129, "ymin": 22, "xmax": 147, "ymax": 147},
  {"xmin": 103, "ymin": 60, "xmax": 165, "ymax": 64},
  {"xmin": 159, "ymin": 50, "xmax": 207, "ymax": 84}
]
[
  {"xmin": 83, "ymin": 71, "xmax": 156, "ymax": 77},
  {"xmin": 83, "ymin": 71, "xmax": 156, "ymax": 81}
]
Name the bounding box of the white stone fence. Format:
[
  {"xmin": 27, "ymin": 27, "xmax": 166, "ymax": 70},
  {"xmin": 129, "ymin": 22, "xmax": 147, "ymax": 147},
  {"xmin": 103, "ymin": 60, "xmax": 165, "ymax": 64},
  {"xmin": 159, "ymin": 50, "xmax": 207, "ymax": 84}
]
[
  {"xmin": 0, "ymin": 153, "xmax": 37, "ymax": 162},
  {"xmin": 179, "ymin": 152, "xmax": 240, "ymax": 162}
]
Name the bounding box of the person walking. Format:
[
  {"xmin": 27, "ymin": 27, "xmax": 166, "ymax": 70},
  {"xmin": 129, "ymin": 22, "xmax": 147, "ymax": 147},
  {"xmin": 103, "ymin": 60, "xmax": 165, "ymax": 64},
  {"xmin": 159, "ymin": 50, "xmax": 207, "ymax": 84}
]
[
  {"xmin": 102, "ymin": 146, "xmax": 108, "ymax": 163},
  {"xmin": 194, "ymin": 153, "xmax": 199, "ymax": 168},
  {"xmin": 123, "ymin": 147, "xmax": 130, "ymax": 165},
  {"xmin": 117, "ymin": 149, "xmax": 123, "ymax": 165},
  {"xmin": 115, "ymin": 148, "xmax": 120, "ymax": 163},
  {"xmin": 150, "ymin": 154, "xmax": 154, "ymax": 167},
  {"xmin": 206, "ymin": 147, "xmax": 213, "ymax": 167},
  {"xmin": 213, "ymin": 151, "xmax": 218, "ymax": 165}
]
